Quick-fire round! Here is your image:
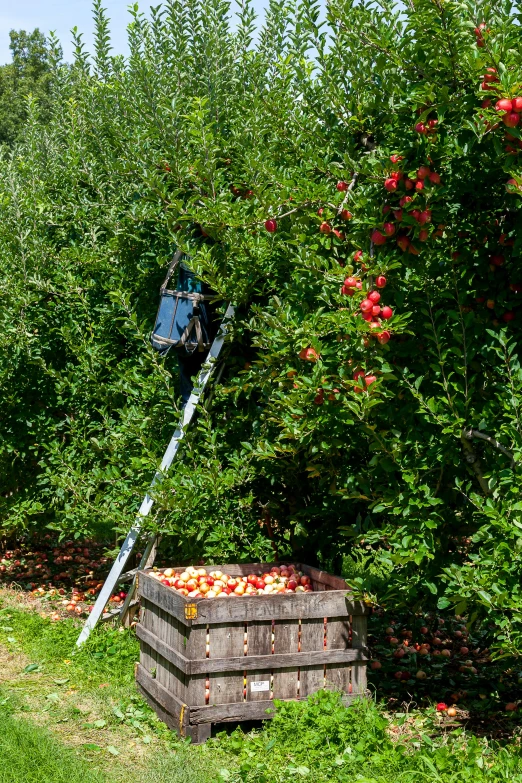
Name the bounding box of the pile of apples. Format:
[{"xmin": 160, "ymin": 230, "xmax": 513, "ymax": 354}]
[
  {"xmin": 0, "ymin": 533, "xmax": 122, "ymax": 620},
  {"xmin": 150, "ymin": 564, "xmax": 313, "ymax": 599}
]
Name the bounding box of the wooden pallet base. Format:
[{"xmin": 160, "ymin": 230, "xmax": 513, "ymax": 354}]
[{"xmin": 136, "ymin": 662, "xmax": 362, "ymax": 744}]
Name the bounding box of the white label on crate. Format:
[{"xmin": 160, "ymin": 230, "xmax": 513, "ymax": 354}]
[{"xmin": 250, "ymin": 680, "xmax": 270, "ymax": 693}]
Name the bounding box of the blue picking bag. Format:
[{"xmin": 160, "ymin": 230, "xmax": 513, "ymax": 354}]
[{"xmin": 151, "ymin": 251, "xmax": 216, "ymax": 357}]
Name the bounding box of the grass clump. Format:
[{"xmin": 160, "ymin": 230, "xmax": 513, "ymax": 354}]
[
  {"xmin": 0, "ymin": 699, "xmax": 107, "ymax": 783},
  {"xmin": 217, "ymin": 690, "xmax": 522, "ymax": 783}
]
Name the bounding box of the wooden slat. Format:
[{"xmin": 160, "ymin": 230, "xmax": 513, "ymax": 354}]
[
  {"xmin": 272, "ymin": 620, "xmax": 299, "ymax": 700},
  {"xmin": 137, "ymin": 624, "xmax": 189, "ymax": 673},
  {"xmin": 152, "ymin": 605, "xmax": 171, "ymax": 696},
  {"xmin": 325, "ymin": 617, "xmax": 351, "ymax": 694},
  {"xmin": 301, "ymin": 565, "xmax": 349, "ymax": 590},
  {"xmin": 142, "ymin": 581, "xmax": 365, "ymax": 626},
  {"xmin": 139, "ymin": 598, "xmax": 154, "ymax": 674},
  {"xmin": 185, "ymin": 625, "xmax": 207, "ymax": 706},
  {"xmin": 136, "ymin": 624, "xmax": 368, "ymax": 674},
  {"xmin": 351, "ymin": 615, "xmax": 367, "ymax": 694},
  {"xmin": 192, "ymin": 591, "xmax": 368, "ymax": 624},
  {"xmin": 190, "ymin": 694, "xmax": 359, "ymax": 724},
  {"xmin": 209, "ymin": 622, "xmax": 244, "ymax": 704},
  {"xmin": 300, "ymin": 619, "xmax": 325, "ymax": 697},
  {"xmin": 138, "ymin": 575, "xmax": 188, "ymax": 622},
  {"xmin": 137, "ymin": 681, "xmax": 179, "ymax": 732},
  {"xmin": 139, "ymin": 572, "xmax": 369, "ymax": 626},
  {"xmin": 163, "ymin": 608, "xmax": 186, "ymax": 702},
  {"xmin": 190, "ymin": 699, "xmax": 278, "ymax": 724},
  {"xmin": 136, "ymin": 664, "xmax": 187, "ymax": 731},
  {"xmin": 245, "ymin": 621, "xmax": 272, "ymax": 702}
]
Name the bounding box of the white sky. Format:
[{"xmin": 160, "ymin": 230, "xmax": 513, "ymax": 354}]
[{"xmin": 0, "ymin": 0, "xmax": 275, "ymax": 64}]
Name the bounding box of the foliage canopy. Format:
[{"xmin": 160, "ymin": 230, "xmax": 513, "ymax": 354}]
[{"xmin": 1, "ymin": 0, "xmax": 522, "ymax": 650}]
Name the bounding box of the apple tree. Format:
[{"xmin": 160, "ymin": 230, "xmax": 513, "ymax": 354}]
[{"xmin": 0, "ymin": 0, "xmax": 522, "ymax": 651}]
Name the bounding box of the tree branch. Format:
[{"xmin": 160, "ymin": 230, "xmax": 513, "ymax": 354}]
[
  {"xmin": 460, "ymin": 432, "xmax": 491, "ymax": 495},
  {"xmin": 337, "ymin": 172, "xmax": 358, "ymax": 216},
  {"xmin": 462, "ymin": 428, "xmax": 515, "ymax": 467}
]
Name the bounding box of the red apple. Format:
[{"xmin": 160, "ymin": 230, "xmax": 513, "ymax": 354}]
[
  {"xmin": 381, "ymin": 306, "xmax": 393, "ymax": 319},
  {"xmin": 377, "ymin": 330, "xmax": 391, "ymax": 345},
  {"xmin": 513, "ymin": 97, "xmax": 522, "ymax": 112},
  {"xmin": 384, "ymin": 178, "xmax": 398, "ymax": 192},
  {"xmin": 299, "ymin": 346, "xmax": 319, "ymax": 361},
  {"xmin": 496, "ymin": 98, "xmax": 513, "ymax": 112},
  {"xmin": 415, "ymin": 122, "xmax": 427, "ymax": 134},
  {"xmin": 369, "ymin": 291, "xmax": 381, "ymax": 303},
  {"xmin": 376, "ymin": 275, "xmax": 387, "ymax": 288},
  {"xmin": 436, "ymin": 702, "xmax": 447, "ymax": 712},
  {"xmin": 360, "ymin": 299, "xmax": 374, "ymax": 313},
  {"xmin": 371, "ymin": 229, "xmax": 387, "ymax": 245},
  {"xmin": 371, "ymin": 661, "xmax": 382, "ymax": 670},
  {"xmin": 429, "ymin": 172, "xmax": 441, "ymax": 184},
  {"xmin": 341, "ymin": 209, "xmax": 353, "ymax": 220},
  {"xmin": 320, "ymin": 221, "xmax": 332, "ymax": 234},
  {"xmin": 264, "ymin": 219, "xmax": 277, "ymax": 233},
  {"xmin": 503, "ymin": 112, "xmax": 520, "ymax": 128},
  {"xmin": 336, "ymin": 181, "xmax": 348, "ymax": 191}
]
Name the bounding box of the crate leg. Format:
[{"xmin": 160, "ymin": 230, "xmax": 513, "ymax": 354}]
[{"xmin": 188, "ymin": 722, "xmax": 211, "ymax": 744}]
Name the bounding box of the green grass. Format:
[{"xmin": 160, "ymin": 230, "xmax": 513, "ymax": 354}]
[
  {"xmin": 0, "ymin": 706, "xmax": 107, "ymax": 783},
  {"xmin": 0, "ymin": 595, "xmax": 232, "ymax": 783},
  {"xmin": 2, "ymin": 593, "xmax": 522, "ymax": 783},
  {"xmin": 218, "ymin": 691, "xmax": 522, "ymax": 783}
]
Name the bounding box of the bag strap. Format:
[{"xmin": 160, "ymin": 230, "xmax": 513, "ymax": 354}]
[{"xmin": 160, "ymin": 250, "xmax": 183, "ymax": 293}]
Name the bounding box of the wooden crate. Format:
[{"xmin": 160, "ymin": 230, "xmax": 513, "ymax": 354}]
[{"xmin": 135, "ymin": 562, "xmax": 369, "ymax": 743}]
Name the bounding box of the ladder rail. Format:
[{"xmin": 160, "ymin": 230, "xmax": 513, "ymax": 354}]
[{"xmin": 76, "ymin": 304, "xmax": 235, "ymax": 647}]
